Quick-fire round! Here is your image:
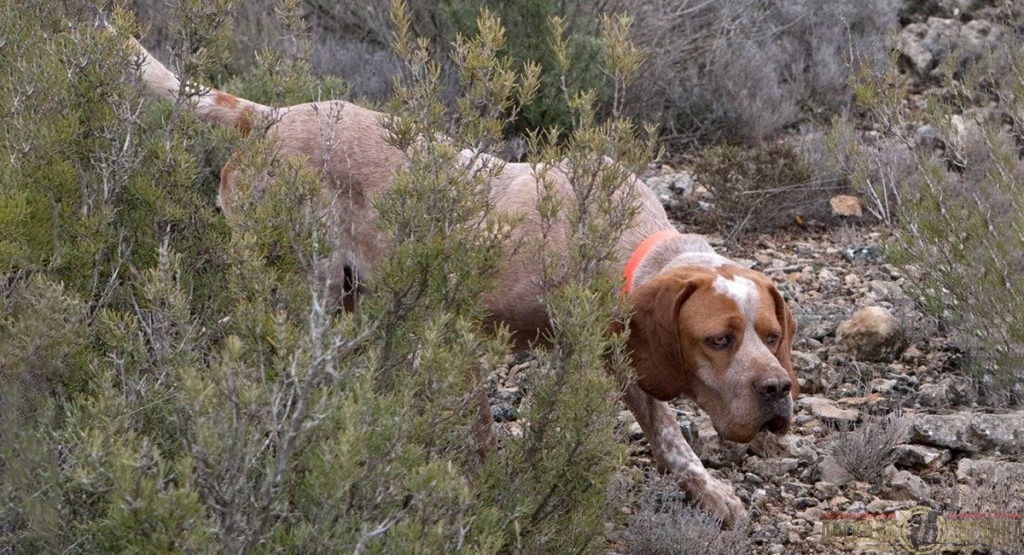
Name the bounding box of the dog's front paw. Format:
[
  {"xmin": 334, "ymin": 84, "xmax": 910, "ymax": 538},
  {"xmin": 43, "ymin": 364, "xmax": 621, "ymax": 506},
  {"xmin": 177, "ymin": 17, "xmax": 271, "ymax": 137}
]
[{"xmin": 694, "ymin": 477, "xmax": 747, "ymax": 529}]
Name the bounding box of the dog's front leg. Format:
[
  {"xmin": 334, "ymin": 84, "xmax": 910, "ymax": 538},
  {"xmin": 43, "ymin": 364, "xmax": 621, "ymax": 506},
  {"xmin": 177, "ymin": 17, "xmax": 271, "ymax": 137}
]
[{"xmin": 622, "ymin": 383, "xmax": 746, "ymax": 528}]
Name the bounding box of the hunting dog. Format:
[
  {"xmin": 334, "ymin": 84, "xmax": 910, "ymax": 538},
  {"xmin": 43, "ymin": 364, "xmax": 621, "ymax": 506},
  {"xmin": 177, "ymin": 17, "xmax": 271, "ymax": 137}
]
[{"xmin": 127, "ymin": 34, "xmax": 797, "ymax": 527}]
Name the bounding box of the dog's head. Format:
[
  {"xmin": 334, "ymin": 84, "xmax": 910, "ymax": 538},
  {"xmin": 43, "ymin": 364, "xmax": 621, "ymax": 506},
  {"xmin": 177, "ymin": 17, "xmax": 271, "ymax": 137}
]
[{"xmin": 627, "ymin": 265, "xmax": 797, "ymax": 443}]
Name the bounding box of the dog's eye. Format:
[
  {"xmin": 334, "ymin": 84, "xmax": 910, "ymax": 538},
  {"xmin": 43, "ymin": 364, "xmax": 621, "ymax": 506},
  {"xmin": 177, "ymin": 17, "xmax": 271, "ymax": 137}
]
[
  {"xmin": 765, "ymin": 334, "xmax": 781, "ymax": 347},
  {"xmin": 706, "ymin": 334, "xmax": 733, "ymax": 350}
]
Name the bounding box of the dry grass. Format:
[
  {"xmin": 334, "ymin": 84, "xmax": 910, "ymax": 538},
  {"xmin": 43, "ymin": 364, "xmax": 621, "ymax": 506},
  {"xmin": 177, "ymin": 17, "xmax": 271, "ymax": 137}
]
[
  {"xmin": 828, "ymin": 412, "xmax": 910, "ymax": 484},
  {"xmin": 625, "ymin": 470, "xmax": 751, "ymax": 555}
]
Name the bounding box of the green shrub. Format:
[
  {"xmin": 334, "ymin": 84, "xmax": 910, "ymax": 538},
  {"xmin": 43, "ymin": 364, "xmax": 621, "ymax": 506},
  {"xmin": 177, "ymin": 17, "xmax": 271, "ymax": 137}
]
[
  {"xmin": 0, "ymin": 0, "xmax": 653, "ymax": 551},
  {"xmin": 835, "ymin": 5, "xmax": 1023, "ymax": 403}
]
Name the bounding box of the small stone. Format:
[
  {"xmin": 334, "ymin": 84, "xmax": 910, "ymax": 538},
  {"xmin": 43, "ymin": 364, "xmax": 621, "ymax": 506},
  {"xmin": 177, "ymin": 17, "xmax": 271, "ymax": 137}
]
[
  {"xmin": 866, "ymin": 498, "xmax": 893, "ymax": 513},
  {"xmin": 628, "ymin": 421, "xmax": 643, "ymax": 441},
  {"xmin": 836, "ymin": 306, "xmax": 904, "ymax": 362},
  {"xmin": 914, "ymin": 124, "xmax": 942, "ymax": 150},
  {"xmin": 793, "ymin": 497, "xmax": 818, "ymax": 510},
  {"xmin": 490, "ymin": 403, "xmax": 517, "ymax": 422},
  {"xmin": 917, "ymin": 379, "xmax": 952, "ymax": 407},
  {"xmin": 644, "ymin": 171, "xmax": 695, "ymax": 208},
  {"xmin": 894, "ymin": 444, "xmax": 950, "ymax": 470},
  {"xmin": 902, "ymin": 345, "xmax": 923, "ymax": 361},
  {"xmin": 814, "ymin": 481, "xmax": 839, "ymax": 498},
  {"xmin": 818, "ymin": 455, "xmax": 854, "ymax": 486},
  {"xmin": 501, "ymin": 421, "xmax": 524, "ymax": 439},
  {"xmin": 886, "ymin": 470, "xmax": 930, "ymax": 501},
  {"xmin": 870, "ymin": 378, "xmax": 898, "ymax": 393},
  {"xmin": 678, "ymin": 419, "xmax": 698, "ymax": 444},
  {"xmin": 748, "ymin": 456, "xmax": 802, "ymax": 476},
  {"xmin": 493, "ymin": 386, "xmax": 522, "ymax": 404},
  {"xmin": 830, "ymin": 195, "xmax": 863, "ymax": 217},
  {"xmin": 799, "ymin": 396, "xmax": 859, "ymax": 424}
]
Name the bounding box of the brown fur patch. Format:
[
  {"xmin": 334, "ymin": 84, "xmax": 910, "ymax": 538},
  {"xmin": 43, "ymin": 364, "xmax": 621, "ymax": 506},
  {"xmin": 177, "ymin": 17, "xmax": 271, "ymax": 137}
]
[
  {"xmin": 236, "ymin": 107, "xmax": 253, "ymax": 136},
  {"xmin": 214, "ymin": 91, "xmax": 239, "ymax": 109}
]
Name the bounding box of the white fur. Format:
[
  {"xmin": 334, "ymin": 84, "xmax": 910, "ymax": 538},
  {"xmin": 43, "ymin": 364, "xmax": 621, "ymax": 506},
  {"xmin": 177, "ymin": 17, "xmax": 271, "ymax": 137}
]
[
  {"xmin": 667, "ymin": 252, "xmax": 729, "ymax": 269},
  {"xmin": 713, "ymin": 275, "xmax": 777, "ymax": 381},
  {"xmin": 713, "ymin": 275, "xmax": 759, "ymax": 321}
]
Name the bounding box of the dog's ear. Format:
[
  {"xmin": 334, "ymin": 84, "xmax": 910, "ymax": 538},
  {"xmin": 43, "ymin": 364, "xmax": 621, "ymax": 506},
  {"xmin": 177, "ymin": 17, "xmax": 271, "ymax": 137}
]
[
  {"xmin": 768, "ymin": 283, "xmax": 799, "ymax": 399},
  {"xmin": 627, "ymin": 273, "xmax": 700, "ymax": 401}
]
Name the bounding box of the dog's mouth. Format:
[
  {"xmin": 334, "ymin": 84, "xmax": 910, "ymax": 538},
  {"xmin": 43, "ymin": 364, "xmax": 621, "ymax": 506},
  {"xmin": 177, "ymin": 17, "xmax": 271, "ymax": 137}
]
[{"xmin": 762, "ymin": 414, "xmax": 791, "ymax": 435}]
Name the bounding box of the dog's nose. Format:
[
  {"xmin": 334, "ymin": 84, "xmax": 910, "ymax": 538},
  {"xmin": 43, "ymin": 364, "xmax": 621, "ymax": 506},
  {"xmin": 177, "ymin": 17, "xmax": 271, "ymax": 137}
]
[{"xmin": 754, "ymin": 375, "xmax": 792, "ymax": 400}]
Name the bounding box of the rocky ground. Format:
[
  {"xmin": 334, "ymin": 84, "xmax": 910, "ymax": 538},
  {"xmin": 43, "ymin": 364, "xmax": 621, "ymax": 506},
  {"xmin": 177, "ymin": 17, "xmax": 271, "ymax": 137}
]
[
  {"xmin": 626, "ymin": 218, "xmax": 1023, "ymax": 553},
  {"xmin": 486, "ymin": 215, "xmax": 1024, "ymax": 553}
]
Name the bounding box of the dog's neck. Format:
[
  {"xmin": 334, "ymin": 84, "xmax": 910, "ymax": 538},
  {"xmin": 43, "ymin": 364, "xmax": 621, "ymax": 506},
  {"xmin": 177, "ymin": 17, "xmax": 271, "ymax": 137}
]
[{"xmin": 629, "ymin": 233, "xmax": 737, "ymax": 290}]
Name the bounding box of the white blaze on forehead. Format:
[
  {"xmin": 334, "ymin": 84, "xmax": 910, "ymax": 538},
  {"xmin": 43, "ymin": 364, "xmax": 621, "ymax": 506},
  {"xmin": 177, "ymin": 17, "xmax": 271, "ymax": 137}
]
[{"xmin": 712, "ymin": 275, "xmax": 759, "ymax": 322}]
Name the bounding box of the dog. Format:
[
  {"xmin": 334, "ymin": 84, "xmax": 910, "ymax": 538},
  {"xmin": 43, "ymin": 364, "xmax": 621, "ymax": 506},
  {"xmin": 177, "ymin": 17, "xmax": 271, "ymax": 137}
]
[{"xmin": 126, "ymin": 34, "xmax": 797, "ymax": 527}]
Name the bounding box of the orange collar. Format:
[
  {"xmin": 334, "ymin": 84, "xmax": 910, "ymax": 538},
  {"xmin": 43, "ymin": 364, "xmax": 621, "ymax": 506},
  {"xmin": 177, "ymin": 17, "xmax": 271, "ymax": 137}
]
[{"xmin": 622, "ymin": 229, "xmax": 680, "ymax": 295}]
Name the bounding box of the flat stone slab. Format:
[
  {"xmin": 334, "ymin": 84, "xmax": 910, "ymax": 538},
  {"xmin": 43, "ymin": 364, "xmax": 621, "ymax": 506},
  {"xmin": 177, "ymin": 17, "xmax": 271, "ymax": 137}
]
[{"xmin": 909, "ymin": 411, "xmax": 1024, "ymax": 454}]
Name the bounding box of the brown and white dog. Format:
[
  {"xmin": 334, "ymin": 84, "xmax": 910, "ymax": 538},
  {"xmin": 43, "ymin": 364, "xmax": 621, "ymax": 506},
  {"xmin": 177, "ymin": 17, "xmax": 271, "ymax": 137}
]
[{"xmin": 128, "ymin": 35, "xmax": 797, "ymax": 526}]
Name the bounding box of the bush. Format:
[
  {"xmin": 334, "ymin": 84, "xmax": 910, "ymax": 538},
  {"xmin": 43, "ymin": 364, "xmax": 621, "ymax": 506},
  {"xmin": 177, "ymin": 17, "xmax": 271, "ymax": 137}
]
[
  {"xmin": 625, "ymin": 470, "xmax": 751, "ymax": 555},
  {"xmin": 0, "ymin": 0, "xmax": 653, "ymax": 551},
  {"xmin": 828, "ymin": 413, "xmax": 909, "ymax": 484},
  {"xmin": 128, "ymin": 0, "xmax": 902, "ymax": 147},
  {"xmin": 836, "ymin": 3, "xmax": 1024, "ymax": 403},
  {"xmin": 629, "ymin": 0, "xmax": 902, "ymax": 147},
  {"xmin": 692, "ymin": 142, "xmax": 836, "ymax": 239}
]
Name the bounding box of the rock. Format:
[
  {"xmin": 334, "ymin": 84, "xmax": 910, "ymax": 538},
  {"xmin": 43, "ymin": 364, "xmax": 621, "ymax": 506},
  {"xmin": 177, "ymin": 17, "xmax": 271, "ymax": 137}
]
[
  {"xmin": 744, "ymin": 472, "xmax": 765, "ymax": 486},
  {"xmin": 493, "ymin": 386, "xmax": 522, "ymax": 404},
  {"xmin": 960, "ymin": 19, "xmax": 1005, "ymax": 60},
  {"xmin": 886, "ymin": 470, "xmax": 931, "ymax": 501},
  {"xmin": 897, "ymin": 18, "xmax": 961, "ymax": 77},
  {"xmin": 817, "ymin": 268, "xmax": 840, "ymax": 290},
  {"xmin": 678, "ymin": 419, "xmax": 698, "ymax": 444},
  {"xmin": 799, "ymin": 396, "xmax": 859, "ymax": 424},
  {"xmin": 917, "ymin": 379, "xmax": 952, "ymax": 407},
  {"xmin": 867, "ymin": 280, "xmax": 904, "ymax": 301},
  {"xmin": 836, "ymin": 306, "xmax": 904, "ymax": 362},
  {"xmin": 747, "ymin": 456, "xmax": 801, "ymax": 477},
  {"xmin": 749, "ymin": 433, "xmax": 818, "ymax": 462},
  {"xmin": 967, "ymin": 412, "xmax": 1024, "ymax": 454},
  {"xmin": 644, "ymin": 171, "xmax": 695, "ymax": 208},
  {"xmin": 866, "ymin": 498, "xmax": 894, "ymax": 512},
  {"xmin": 793, "ymin": 497, "xmax": 817, "ymax": 510},
  {"xmin": 910, "ymin": 411, "xmax": 1024, "ymax": 454},
  {"xmin": 818, "ymin": 455, "xmax": 854, "ymax": 486},
  {"xmin": 838, "ymin": 393, "xmax": 884, "ymax": 407},
  {"xmin": 794, "ymin": 358, "xmax": 827, "ymax": 393},
  {"xmin": 501, "ymin": 421, "xmax": 524, "ymax": 439},
  {"xmin": 956, "ymin": 458, "xmax": 1024, "ymax": 483},
  {"xmin": 829, "ymin": 195, "xmax": 863, "ymax": 217},
  {"xmin": 914, "ymin": 124, "xmax": 943, "ymax": 150},
  {"xmin": 894, "ymin": 444, "xmax": 951, "ymax": 469},
  {"xmin": 627, "ymin": 421, "xmax": 643, "ymax": 441},
  {"xmin": 490, "ymin": 403, "xmax": 517, "ymax": 422},
  {"xmin": 870, "ymin": 378, "xmax": 898, "ymax": 394},
  {"xmin": 909, "ymin": 413, "xmax": 975, "ymax": 452},
  {"xmin": 814, "ymin": 481, "xmax": 839, "ymax": 498},
  {"xmin": 841, "ymin": 245, "xmax": 883, "ymax": 264},
  {"xmin": 934, "ymin": 0, "xmax": 992, "ymax": 17}
]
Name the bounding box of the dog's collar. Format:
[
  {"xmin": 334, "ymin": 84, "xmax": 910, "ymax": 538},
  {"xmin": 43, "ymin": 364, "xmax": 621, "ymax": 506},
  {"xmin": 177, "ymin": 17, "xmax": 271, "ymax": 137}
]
[{"xmin": 622, "ymin": 229, "xmax": 681, "ymax": 295}]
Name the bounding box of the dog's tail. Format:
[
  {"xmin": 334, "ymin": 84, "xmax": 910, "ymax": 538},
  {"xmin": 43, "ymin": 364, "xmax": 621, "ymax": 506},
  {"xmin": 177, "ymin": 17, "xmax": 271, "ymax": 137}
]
[{"xmin": 127, "ymin": 35, "xmax": 271, "ymax": 133}]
